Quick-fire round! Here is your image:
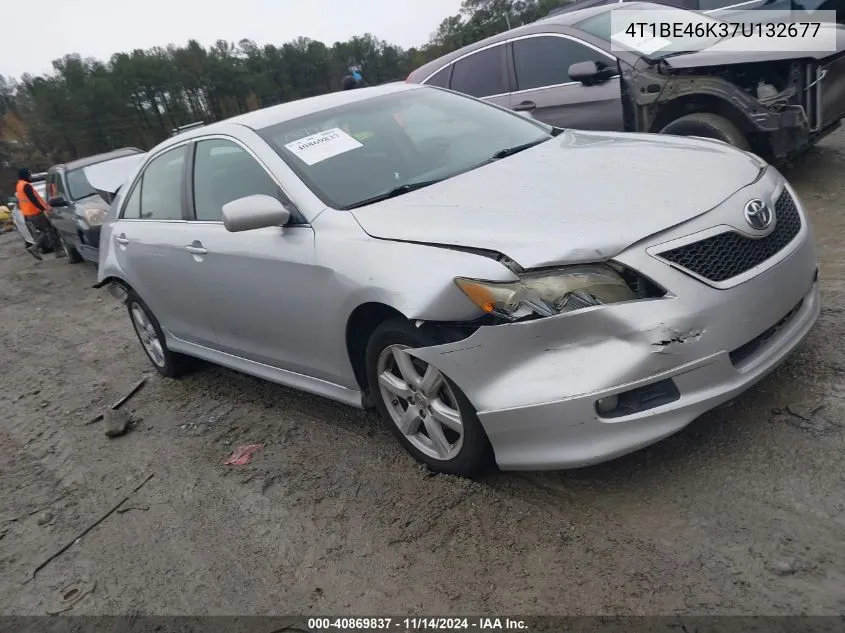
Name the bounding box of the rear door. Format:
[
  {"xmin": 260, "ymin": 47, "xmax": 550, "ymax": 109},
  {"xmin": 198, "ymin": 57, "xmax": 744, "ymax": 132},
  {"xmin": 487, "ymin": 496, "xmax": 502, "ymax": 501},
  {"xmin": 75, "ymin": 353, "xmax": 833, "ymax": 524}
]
[
  {"xmin": 447, "ymin": 43, "xmax": 513, "ymax": 110},
  {"xmin": 509, "ymin": 34, "xmax": 624, "ymax": 131},
  {"xmin": 111, "ymin": 144, "xmax": 214, "ymax": 346}
]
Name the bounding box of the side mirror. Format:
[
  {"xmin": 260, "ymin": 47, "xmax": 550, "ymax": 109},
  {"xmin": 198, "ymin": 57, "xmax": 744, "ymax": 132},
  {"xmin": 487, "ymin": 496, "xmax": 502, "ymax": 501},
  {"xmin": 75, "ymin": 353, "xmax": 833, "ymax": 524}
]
[
  {"xmin": 569, "ymin": 61, "xmax": 613, "ymax": 86},
  {"xmin": 48, "ymin": 195, "xmax": 69, "ymax": 207},
  {"xmin": 221, "ymin": 194, "xmax": 291, "ymax": 232}
]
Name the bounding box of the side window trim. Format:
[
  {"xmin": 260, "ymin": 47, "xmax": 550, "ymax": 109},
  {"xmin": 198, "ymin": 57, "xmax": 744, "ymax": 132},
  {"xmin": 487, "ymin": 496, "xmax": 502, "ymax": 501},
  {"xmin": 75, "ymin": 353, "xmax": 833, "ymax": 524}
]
[
  {"xmin": 118, "ymin": 141, "xmax": 192, "ymax": 221},
  {"xmin": 507, "ymin": 33, "xmax": 620, "ymax": 96},
  {"xmin": 187, "ymin": 133, "xmax": 307, "ymax": 225},
  {"xmin": 421, "ymin": 63, "xmax": 454, "ymax": 89},
  {"xmin": 429, "ymin": 41, "xmax": 511, "ymax": 99}
]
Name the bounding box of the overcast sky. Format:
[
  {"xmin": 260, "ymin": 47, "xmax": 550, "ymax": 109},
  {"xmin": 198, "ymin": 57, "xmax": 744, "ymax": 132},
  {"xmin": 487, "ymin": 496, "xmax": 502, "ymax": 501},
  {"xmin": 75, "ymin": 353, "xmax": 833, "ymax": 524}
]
[{"xmin": 2, "ymin": 0, "xmax": 464, "ymax": 79}]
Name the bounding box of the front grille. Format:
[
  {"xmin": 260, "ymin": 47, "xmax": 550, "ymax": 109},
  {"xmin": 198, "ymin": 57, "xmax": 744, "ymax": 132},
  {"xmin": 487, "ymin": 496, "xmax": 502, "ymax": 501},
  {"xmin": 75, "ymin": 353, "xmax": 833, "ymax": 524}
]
[
  {"xmin": 729, "ymin": 299, "xmax": 803, "ymax": 367},
  {"xmin": 657, "ymin": 189, "xmax": 801, "ymax": 283}
]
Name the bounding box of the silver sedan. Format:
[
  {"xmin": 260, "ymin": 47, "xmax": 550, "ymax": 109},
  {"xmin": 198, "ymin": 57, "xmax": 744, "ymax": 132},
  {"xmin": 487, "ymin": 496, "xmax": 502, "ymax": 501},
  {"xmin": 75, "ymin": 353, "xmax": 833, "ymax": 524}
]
[{"xmin": 95, "ymin": 83, "xmax": 820, "ymax": 476}]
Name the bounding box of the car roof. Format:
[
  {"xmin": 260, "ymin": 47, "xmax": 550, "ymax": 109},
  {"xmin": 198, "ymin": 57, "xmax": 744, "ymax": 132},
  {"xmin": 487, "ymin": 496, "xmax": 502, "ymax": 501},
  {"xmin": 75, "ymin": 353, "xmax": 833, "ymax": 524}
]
[
  {"xmin": 407, "ymin": 2, "xmax": 660, "ymax": 81},
  {"xmin": 52, "ymin": 147, "xmax": 145, "ymax": 172}
]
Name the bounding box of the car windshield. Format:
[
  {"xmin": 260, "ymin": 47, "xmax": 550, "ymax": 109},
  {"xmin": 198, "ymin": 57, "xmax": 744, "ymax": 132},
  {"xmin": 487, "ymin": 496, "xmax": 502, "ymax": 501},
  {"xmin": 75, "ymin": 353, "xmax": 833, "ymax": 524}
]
[
  {"xmin": 576, "ymin": 6, "xmax": 725, "ymax": 58},
  {"xmin": 258, "ymin": 87, "xmax": 554, "ymax": 210},
  {"xmin": 66, "ymin": 154, "xmax": 141, "ymax": 201}
]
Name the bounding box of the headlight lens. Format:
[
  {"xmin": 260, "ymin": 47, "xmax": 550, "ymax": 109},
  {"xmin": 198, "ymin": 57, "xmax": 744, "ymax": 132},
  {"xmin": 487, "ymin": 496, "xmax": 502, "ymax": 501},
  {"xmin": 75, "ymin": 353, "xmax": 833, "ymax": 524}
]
[
  {"xmin": 455, "ymin": 264, "xmax": 637, "ymax": 321},
  {"xmin": 82, "ymin": 208, "xmax": 107, "ymax": 226}
]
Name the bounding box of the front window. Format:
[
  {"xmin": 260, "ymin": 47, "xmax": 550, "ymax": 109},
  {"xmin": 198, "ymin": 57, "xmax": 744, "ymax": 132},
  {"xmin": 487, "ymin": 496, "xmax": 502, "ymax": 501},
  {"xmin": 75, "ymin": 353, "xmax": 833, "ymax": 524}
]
[
  {"xmin": 258, "ymin": 87, "xmax": 554, "ymax": 210},
  {"xmin": 577, "ymin": 6, "xmax": 725, "ymax": 58},
  {"xmin": 66, "ymin": 154, "xmax": 143, "ymax": 201}
]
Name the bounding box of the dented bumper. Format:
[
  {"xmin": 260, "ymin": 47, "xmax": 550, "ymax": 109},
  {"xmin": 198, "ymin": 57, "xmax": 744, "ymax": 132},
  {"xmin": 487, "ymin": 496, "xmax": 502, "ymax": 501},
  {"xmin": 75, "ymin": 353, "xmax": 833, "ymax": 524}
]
[{"xmin": 409, "ymin": 181, "xmax": 820, "ymax": 470}]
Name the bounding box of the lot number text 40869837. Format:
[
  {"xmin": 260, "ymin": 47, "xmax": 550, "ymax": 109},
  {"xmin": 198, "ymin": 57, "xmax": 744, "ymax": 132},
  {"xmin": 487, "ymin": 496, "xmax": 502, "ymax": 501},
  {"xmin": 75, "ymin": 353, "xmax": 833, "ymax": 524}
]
[{"xmin": 306, "ymin": 617, "xmax": 528, "ymax": 631}]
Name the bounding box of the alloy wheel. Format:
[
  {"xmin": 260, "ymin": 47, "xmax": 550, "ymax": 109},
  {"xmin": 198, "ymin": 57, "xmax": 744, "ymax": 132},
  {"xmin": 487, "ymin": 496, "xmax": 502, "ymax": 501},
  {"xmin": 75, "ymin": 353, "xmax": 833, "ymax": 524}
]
[
  {"xmin": 376, "ymin": 344, "xmax": 463, "ymax": 461},
  {"xmin": 130, "ymin": 303, "xmax": 166, "ymax": 367}
]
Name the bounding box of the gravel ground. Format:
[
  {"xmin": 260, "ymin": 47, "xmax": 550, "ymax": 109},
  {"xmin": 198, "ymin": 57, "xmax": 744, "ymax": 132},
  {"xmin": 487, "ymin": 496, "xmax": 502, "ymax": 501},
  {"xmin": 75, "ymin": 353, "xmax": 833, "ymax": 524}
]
[{"xmin": 0, "ymin": 131, "xmax": 844, "ymax": 617}]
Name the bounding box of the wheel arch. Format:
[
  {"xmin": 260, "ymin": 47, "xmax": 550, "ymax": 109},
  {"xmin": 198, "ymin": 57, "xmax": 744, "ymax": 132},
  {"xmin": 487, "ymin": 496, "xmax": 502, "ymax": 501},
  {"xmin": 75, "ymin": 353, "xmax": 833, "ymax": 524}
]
[
  {"xmin": 345, "ymin": 302, "xmax": 407, "ymax": 396},
  {"xmin": 650, "ymin": 93, "xmax": 757, "ymax": 135}
]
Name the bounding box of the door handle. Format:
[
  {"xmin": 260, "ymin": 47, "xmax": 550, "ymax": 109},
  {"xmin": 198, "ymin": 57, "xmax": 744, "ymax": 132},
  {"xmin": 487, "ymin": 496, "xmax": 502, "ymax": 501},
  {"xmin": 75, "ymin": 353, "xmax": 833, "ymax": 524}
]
[
  {"xmin": 185, "ymin": 245, "xmax": 208, "ymax": 255},
  {"xmin": 114, "ymin": 234, "xmax": 129, "ymax": 245},
  {"xmin": 513, "ymin": 101, "xmax": 537, "ymax": 112}
]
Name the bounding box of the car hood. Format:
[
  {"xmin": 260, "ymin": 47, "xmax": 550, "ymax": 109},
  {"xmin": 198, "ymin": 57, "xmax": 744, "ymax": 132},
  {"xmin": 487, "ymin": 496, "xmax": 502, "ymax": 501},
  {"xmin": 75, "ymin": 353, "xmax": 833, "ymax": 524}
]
[
  {"xmin": 83, "ymin": 153, "xmax": 146, "ymax": 203},
  {"xmin": 350, "ymin": 129, "xmax": 765, "ymax": 269},
  {"xmin": 663, "ymin": 23, "xmax": 845, "ymax": 68}
]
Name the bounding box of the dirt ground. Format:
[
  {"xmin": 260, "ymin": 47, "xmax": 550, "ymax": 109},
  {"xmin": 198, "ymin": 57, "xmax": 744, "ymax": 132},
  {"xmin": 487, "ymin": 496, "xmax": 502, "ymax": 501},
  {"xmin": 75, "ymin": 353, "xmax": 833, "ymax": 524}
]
[{"xmin": 1, "ymin": 132, "xmax": 844, "ymax": 618}]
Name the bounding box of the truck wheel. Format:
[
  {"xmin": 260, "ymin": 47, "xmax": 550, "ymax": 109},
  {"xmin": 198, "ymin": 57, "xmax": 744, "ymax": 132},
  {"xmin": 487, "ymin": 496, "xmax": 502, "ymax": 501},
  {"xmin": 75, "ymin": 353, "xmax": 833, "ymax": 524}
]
[{"xmin": 660, "ymin": 113, "xmax": 750, "ymax": 150}]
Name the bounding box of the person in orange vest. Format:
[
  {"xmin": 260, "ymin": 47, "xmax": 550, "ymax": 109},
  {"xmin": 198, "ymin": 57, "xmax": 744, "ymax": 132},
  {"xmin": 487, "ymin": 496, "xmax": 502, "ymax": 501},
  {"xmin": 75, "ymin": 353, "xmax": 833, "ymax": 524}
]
[{"xmin": 15, "ymin": 167, "xmax": 63, "ymax": 261}]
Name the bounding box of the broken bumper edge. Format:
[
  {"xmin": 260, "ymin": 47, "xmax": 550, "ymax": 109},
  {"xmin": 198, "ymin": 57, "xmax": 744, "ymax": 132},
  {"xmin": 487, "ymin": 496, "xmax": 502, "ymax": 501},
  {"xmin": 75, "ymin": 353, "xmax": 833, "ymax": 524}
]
[{"xmin": 490, "ymin": 283, "xmax": 818, "ymax": 471}]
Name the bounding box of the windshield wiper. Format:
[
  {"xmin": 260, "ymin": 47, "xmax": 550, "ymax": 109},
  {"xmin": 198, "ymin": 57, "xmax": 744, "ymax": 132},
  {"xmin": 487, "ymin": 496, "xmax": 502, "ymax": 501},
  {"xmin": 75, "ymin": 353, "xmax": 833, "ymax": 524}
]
[
  {"xmin": 344, "ymin": 179, "xmax": 444, "ymax": 210},
  {"xmin": 489, "ymin": 138, "xmax": 547, "ymax": 161}
]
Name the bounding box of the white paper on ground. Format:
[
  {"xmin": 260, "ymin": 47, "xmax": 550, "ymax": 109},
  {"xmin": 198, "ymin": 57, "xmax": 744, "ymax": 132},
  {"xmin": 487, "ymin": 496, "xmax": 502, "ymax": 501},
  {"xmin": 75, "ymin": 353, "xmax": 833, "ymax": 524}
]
[{"xmin": 284, "ymin": 128, "xmax": 364, "ymax": 165}]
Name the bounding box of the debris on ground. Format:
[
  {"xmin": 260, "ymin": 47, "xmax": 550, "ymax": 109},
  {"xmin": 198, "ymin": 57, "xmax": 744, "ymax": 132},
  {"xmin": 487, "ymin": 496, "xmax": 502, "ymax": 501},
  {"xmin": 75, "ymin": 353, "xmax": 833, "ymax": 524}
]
[
  {"xmin": 773, "ymin": 403, "xmax": 840, "ymax": 437},
  {"xmin": 45, "ymin": 579, "xmax": 97, "ymax": 615},
  {"xmin": 224, "ymin": 444, "xmax": 263, "ymax": 466},
  {"xmin": 769, "ymin": 560, "xmax": 799, "ymax": 576},
  {"xmin": 180, "ymin": 404, "xmax": 233, "ymax": 436},
  {"xmin": 103, "ymin": 409, "xmax": 132, "ymax": 438},
  {"xmin": 84, "ymin": 377, "xmax": 147, "ymax": 426},
  {"xmin": 31, "ymin": 473, "xmax": 154, "ymax": 579},
  {"xmin": 36, "ymin": 511, "xmax": 54, "ymax": 526}
]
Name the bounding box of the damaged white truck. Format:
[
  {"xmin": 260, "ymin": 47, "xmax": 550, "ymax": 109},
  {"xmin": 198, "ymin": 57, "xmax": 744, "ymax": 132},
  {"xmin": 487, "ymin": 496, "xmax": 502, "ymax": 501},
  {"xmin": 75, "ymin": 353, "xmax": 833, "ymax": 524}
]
[{"xmin": 406, "ymin": 2, "xmax": 845, "ymax": 160}]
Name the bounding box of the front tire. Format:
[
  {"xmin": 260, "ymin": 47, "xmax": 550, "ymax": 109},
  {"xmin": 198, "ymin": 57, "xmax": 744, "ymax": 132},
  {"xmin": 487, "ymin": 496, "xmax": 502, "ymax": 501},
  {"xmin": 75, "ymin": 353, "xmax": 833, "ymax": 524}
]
[
  {"xmin": 59, "ymin": 234, "xmax": 83, "ymax": 264},
  {"xmin": 660, "ymin": 112, "xmax": 750, "ymax": 150},
  {"xmin": 365, "ymin": 319, "xmax": 492, "ymax": 477},
  {"xmin": 126, "ymin": 291, "xmax": 193, "ymax": 378}
]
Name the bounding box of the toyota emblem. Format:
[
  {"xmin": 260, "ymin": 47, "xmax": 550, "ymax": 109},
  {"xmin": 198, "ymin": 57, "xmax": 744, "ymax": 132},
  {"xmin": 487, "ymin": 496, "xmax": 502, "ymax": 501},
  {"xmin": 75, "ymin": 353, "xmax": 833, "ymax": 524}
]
[{"xmin": 744, "ymin": 199, "xmax": 774, "ymax": 231}]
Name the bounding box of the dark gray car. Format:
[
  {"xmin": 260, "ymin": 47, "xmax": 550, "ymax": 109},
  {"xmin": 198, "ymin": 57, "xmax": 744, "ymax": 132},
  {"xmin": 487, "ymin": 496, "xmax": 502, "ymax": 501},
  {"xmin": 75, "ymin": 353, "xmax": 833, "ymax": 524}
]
[
  {"xmin": 406, "ymin": 2, "xmax": 845, "ymax": 159},
  {"xmin": 46, "ymin": 148, "xmax": 145, "ymax": 264}
]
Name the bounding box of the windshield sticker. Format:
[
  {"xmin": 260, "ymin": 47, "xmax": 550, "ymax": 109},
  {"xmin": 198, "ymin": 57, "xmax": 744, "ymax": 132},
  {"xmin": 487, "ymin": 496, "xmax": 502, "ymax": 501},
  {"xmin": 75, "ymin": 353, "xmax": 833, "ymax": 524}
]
[
  {"xmin": 610, "ymin": 32, "xmax": 671, "ymax": 55},
  {"xmin": 284, "ymin": 128, "xmax": 363, "ymax": 165}
]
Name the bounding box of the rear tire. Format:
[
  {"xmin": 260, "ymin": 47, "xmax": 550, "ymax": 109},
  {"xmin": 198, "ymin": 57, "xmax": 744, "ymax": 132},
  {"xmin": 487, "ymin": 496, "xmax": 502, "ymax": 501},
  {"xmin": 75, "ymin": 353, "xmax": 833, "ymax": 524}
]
[
  {"xmin": 126, "ymin": 291, "xmax": 194, "ymax": 378},
  {"xmin": 365, "ymin": 318, "xmax": 493, "ymax": 477},
  {"xmin": 660, "ymin": 112, "xmax": 750, "ymax": 150}
]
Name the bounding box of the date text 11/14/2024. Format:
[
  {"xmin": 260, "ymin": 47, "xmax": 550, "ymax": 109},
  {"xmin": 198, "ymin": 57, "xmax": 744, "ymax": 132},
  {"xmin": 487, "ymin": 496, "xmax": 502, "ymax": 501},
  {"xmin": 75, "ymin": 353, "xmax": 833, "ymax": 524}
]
[{"xmin": 306, "ymin": 617, "xmax": 529, "ymax": 631}]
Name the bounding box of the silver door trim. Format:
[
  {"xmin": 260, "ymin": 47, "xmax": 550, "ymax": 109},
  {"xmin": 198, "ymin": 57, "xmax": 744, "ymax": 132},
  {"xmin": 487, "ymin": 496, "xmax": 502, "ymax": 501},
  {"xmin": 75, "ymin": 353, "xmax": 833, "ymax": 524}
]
[
  {"xmin": 509, "ymin": 33, "xmax": 619, "ymax": 96},
  {"xmin": 703, "ymin": 0, "xmax": 764, "ymax": 13},
  {"xmin": 118, "ymin": 140, "xmax": 193, "ymax": 219},
  {"xmin": 422, "ymin": 32, "xmax": 619, "ymax": 99}
]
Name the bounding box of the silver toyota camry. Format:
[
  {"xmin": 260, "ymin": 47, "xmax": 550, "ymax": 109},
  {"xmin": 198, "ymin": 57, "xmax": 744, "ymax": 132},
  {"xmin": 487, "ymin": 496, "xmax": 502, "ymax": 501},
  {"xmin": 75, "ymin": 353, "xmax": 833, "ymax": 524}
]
[{"xmin": 96, "ymin": 83, "xmax": 820, "ymax": 476}]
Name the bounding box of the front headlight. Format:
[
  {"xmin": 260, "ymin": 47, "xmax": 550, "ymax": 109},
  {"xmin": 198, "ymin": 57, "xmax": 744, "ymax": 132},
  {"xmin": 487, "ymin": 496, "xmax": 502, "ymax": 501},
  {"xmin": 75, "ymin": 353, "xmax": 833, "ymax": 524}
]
[
  {"xmin": 82, "ymin": 208, "xmax": 107, "ymax": 226},
  {"xmin": 455, "ymin": 264, "xmax": 638, "ymax": 321}
]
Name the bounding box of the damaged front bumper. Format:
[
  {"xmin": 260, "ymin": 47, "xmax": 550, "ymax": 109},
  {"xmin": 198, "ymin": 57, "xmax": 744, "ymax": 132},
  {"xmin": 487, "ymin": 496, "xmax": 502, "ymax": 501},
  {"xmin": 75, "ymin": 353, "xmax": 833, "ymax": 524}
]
[{"xmin": 409, "ymin": 181, "xmax": 820, "ymax": 471}]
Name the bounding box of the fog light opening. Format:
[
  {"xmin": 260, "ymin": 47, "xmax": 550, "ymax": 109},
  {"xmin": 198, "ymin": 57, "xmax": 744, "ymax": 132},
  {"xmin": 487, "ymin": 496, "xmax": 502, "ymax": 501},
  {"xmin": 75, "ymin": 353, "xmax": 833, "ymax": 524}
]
[
  {"xmin": 596, "ymin": 395, "xmax": 619, "ymax": 415},
  {"xmin": 595, "ymin": 379, "xmax": 681, "ymax": 419}
]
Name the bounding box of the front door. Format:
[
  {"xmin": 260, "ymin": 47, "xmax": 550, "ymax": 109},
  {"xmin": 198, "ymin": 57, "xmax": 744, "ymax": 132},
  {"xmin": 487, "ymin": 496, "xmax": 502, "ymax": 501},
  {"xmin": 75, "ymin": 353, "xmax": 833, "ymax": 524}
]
[
  {"xmin": 45, "ymin": 171, "xmax": 76, "ymax": 244},
  {"xmin": 182, "ymin": 137, "xmax": 326, "ymax": 378},
  {"xmin": 112, "ymin": 144, "xmax": 216, "ymax": 347},
  {"xmin": 509, "ymin": 34, "xmax": 625, "ymax": 131}
]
